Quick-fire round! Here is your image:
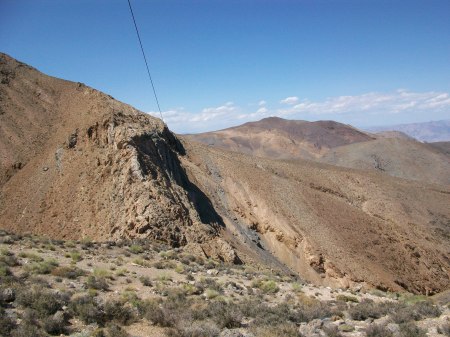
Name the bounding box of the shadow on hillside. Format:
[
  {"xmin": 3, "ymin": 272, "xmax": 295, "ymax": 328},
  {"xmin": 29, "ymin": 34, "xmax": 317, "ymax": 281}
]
[{"xmin": 132, "ymin": 129, "xmax": 225, "ymax": 231}]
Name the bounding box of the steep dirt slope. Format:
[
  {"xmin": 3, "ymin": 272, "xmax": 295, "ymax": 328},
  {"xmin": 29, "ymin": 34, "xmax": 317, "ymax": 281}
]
[
  {"xmin": 429, "ymin": 141, "xmax": 450, "ymax": 156},
  {"xmin": 185, "ymin": 117, "xmax": 374, "ymax": 160},
  {"xmin": 181, "ymin": 139, "xmax": 450, "ymax": 295},
  {"xmin": 0, "ymin": 53, "xmax": 239, "ymax": 261},
  {"xmin": 320, "ymin": 138, "xmax": 450, "ymax": 186}
]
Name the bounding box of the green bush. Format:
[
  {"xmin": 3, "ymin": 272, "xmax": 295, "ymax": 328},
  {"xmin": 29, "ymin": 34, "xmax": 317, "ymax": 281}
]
[
  {"xmin": 336, "ymin": 294, "xmax": 358, "ymax": 303},
  {"xmin": 129, "ymin": 245, "xmax": 143, "ymax": 254},
  {"xmin": 70, "ymin": 251, "xmax": 83, "ymax": 262},
  {"xmin": 259, "ymin": 280, "xmax": 279, "ymax": 294},
  {"xmin": 25, "ymin": 259, "xmax": 59, "ymax": 274}
]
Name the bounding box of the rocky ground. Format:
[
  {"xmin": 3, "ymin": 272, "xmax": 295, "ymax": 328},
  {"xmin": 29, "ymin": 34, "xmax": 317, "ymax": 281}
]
[{"xmin": 1, "ymin": 230, "xmax": 449, "ymax": 337}]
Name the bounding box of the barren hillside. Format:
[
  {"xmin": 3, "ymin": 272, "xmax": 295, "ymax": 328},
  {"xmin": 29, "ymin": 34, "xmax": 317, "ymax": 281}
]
[
  {"xmin": 1, "ymin": 53, "xmax": 449, "ymax": 295},
  {"xmin": 185, "ymin": 117, "xmax": 374, "ymax": 160},
  {"xmin": 320, "ymin": 138, "xmax": 450, "ymax": 186},
  {"xmin": 187, "ymin": 117, "xmax": 450, "ymax": 186},
  {"xmin": 0, "ymin": 52, "xmax": 237, "ymax": 262},
  {"xmin": 181, "ymin": 140, "xmax": 450, "ymax": 294}
]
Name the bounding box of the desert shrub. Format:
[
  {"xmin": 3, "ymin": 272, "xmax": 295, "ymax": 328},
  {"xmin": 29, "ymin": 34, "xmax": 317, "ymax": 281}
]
[
  {"xmin": 413, "ymin": 301, "xmax": 442, "ymax": 318},
  {"xmin": 259, "ymin": 280, "xmax": 279, "ymax": 294},
  {"xmin": 0, "ymin": 307, "xmax": 16, "ymax": 335},
  {"xmin": 11, "ymin": 309, "xmax": 47, "ymax": 337},
  {"xmin": 390, "ymin": 307, "xmax": 419, "ymax": 324},
  {"xmin": 0, "ymin": 249, "xmax": 20, "ymax": 266},
  {"xmin": 365, "ymin": 324, "xmax": 393, "ymax": 337},
  {"xmin": 16, "ymin": 286, "xmax": 69, "ymax": 317},
  {"xmin": 25, "ymin": 258, "xmax": 59, "ymax": 274},
  {"xmin": 167, "ymin": 320, "xmax": 220, "ymax": 337},
  {"xmin": 179, "ymin": 254, "xmax": 196, "ymax": 265},
  {"xmin": 42, "ymin": 312, "xmax": 67, "ymax": 335},
  {"xmin": 349, "ymin": 299, "xmax": 392, "ymax": 320},
  {"xmin": 198, "ymin": 278, "xmax": 223, "ymax": 293},
  {"xmin": 105, "ymin": 323, "xmax": 131, "ymax": 337},
  {"xmin": 153, "ymin": 260, "xmax": 177, "ymax": 269},
  {"xmin": 336, "ymin": 294, "xmax": 358, "ymax": 303},
  {"xmin": 251, "ymin": 303, "xmax": 292, "ymax": 326},
  {"xmin": 438, "ymin": 323, "xmax": 450, "ymax": 336},
  {"xmin": 115, "ymin": 268, "xmax": 128, "ymax": 276},
  {"xmin": 86, "ymin": 275, "xmax": 110, "ymax": 291},
  {"xmin": 0, "ymin": 264, "xmax": 12, "ymax": 277},
  {"xmin": 18, "ymin": 252, "xmax": 43, "ymax": 262},
  {"xmin": 139, "ymin": 276, "xmax": 152, "ymax": 286},
  {"xmin": 203, "ymin": 301, "xmax": 242, "ymax": 329},
  {"xmin": 390, "ymin": 301, "xmax": 439, "ymax": 324},
  {"xmin": 295, "ymin": 300, "xmax": 340, "ymax": 322},
  {"xmin": 51, "ymin": 265, "xmax": 85, "ymax": 279},
  {"xmin": 121, "ymin": 290, "xmax": 140, "ymax": 306},
  {"xmin": 250, "ymin": 322, "xmax": 301, "ymax": 337},
  {"xmin": 399, "ymin": 322, "xmax": 427, "ymax": 337},
  {"xmin": 205, "ymin": 288, "xmax": 220, "ymax": 299},
  {"xmin": 104, "ymin": 299, "xmax": 136, "ymax": 325},
  {"xmin": 69, "ymin": 295, "xmax": 104, "ymax": 324},
  {"xmin": 129, "ymin": 245, "xmax": 143, "ymax": 254},
  {"xmin": 323, "ymin": 325, "xmax": 343, "ymax": 337},
  {"xmin": 70, "ymin": 250, "xmax": 83, "ymax": 262},
  {"xmin": 140, "ymin": 298, "xmax": 178, "ymax": 327}
]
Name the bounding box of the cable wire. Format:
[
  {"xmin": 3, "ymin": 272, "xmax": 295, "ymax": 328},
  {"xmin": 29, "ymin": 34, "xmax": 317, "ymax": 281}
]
[{"xmin": 127, "ymin": 0, "xmax": 164, "ymax": 121}]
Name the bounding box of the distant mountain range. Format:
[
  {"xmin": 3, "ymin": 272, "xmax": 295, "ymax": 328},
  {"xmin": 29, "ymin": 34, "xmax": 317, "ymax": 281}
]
[
  {"xmin": 186, "ymin": 117, "xmax": 450, "ymax": 186},
  {"xmin": 366, "ymin": 120, "xmax": 450, "ymax": 142}
]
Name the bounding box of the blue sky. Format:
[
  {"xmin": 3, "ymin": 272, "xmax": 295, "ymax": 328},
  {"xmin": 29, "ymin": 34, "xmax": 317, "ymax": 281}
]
[{"xmin": 1, "ymin": 0, "xmax": 449, "ymax": 133}]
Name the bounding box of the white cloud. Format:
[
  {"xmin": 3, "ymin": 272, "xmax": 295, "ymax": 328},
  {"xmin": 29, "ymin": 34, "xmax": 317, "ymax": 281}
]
[
  {"xmin": 258, "ymin": 100, "xmax": 267, "ymax": 106},
  {"xmin": 280, "ymin": 96, "xmax": 299, "ymax": 105},
  {"xmin": 149, "ymin": 90, "xmax": 450, "ymax": 133},
  {"xmin": 256, "ymin": 107, "xmax": 268, "ymax": 114},
  {"xmin": 278, "ymin": 90, "xmax": 450, "ymax": 116}
]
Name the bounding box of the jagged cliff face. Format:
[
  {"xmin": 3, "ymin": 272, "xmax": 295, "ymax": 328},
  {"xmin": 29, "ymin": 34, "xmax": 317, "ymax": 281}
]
[
  {"xmin": 0, "ymin": 53, "xmax": 239, "ymax": 262},
  {"xmin": 1, "ymin": 53, "xmax": 449, "ymax": 295}
]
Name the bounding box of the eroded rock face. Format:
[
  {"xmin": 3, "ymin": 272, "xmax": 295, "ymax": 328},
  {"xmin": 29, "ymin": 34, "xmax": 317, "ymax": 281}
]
[{"xmin": 0, "ymin": 52, "xmax": 236, "ymax": 262}]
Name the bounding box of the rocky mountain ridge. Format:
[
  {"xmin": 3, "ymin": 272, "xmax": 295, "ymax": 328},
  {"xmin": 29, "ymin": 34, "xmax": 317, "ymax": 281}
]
[{"xmin": 1, "ymin": 53, "xmax": 449, "ymax": 295}]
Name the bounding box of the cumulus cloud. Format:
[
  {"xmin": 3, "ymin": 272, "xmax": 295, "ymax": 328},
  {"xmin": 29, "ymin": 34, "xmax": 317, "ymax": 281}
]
[
  {"xmin": 149, "ymin": 89, "xmax": 450, "ymax": 133},
  {"xmin": 278, "ymin": 90, "xmax": 450, "ymax": 116},
  {"xmin": 256, "ymin": 107, "xmax": 268, "ymax": 114},
  {"xmin": 280, "ymin": 96, "xmax": 299, "ymax": 105}
]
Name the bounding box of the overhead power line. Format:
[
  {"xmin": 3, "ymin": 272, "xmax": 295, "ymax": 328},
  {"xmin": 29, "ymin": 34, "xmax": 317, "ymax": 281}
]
[{"xmin": 127, "ymin": 0, "xmax": 164, "ymax": 122}]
